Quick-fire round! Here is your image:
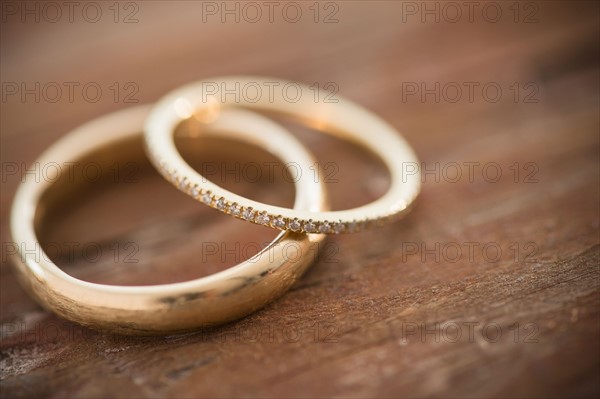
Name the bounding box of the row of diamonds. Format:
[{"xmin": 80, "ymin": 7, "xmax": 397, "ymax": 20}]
[{"xmin": 163, "ymin": 166, "xmax": 374, "ymax": 234}]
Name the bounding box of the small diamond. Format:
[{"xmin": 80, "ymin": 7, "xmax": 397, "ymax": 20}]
[
  {"xmin": 216, "ymin": 197, "xmax": 226, "ymax": 210},
  {"xmin": 229, "ymin": 203, "xmax": 241, "ymax": 217},
  {"xmin": 289, "ymin": 219, "xmax": 301, "ymax": 231},
  {"xmin": 318, "ymin": 222, "xmax": 331, "ymax": 234},
  {"xmin": 191, "ymin": 186, "xmax": 200, "ymax": 197},
  {"xmin": 201, "ymin": 192, "xmax": 212, "ymax": 205},
  {"xmin": 273, "ymin": 217, "xmax": 286, "ymax": 229},
  {"xmin": 303, "ymin": 220, "xmax": 316, "ymax": 233},
  {"xmin": 178, "ymin": 177, "xmax": 187, "ymax": 191},
  {"xmin": 334, "ymin": 221, "xmax": 345, "ymax": 234},
  {"xmin": 256, "ymin": 212, "xmax": 270, "ymax": 225},
  {"xmin": 242, "ymin": 208, "xmax": 255, "ymax": 221},
  {"xmin": 347, "ymin": 221, "xmax": 357, "ymax": 232}
]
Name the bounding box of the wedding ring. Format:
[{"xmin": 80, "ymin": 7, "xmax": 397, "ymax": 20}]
[
  {"xmin": 145, "ymin": 76, "xmax": 421, "ymax": 234},
  {"xmin": 9, "ymin": 105, "xmax": 328, "ymax": 335}
]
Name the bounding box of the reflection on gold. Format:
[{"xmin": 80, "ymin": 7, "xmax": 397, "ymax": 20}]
[
  {"xmin": 193, "ymin": 95, "xmax": 221, "ymax": 124},
  {"xmin": 303, "ymin": 104, "xmax": 334, "ymax": 132},
  {"xmin": 173, "ymin": 97, "xmax": 193, "ymax": 119}
]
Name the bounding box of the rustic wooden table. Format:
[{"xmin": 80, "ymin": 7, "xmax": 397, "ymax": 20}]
[{"xmin": 1, "ymin": 1, "xmax": 599, "ymax": 398}]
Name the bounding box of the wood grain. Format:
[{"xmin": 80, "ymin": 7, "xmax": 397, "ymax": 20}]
[{"xmin": 1, "ymin": 1, "xmax": 599, "ymax": 398}]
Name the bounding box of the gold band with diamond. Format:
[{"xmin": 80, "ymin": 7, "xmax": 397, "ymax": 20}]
[
  {"xmin": 9, "ymin": 105, "xmax": 328, "ymax": 335},
  {"xmin": 145, "ymin": 76, "xmax": 421, "ymax": 234}
]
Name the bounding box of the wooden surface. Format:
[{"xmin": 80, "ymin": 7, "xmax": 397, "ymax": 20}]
[{"xmin": 1, "ymin": 1, "xmax": 599, "ymax": 397}]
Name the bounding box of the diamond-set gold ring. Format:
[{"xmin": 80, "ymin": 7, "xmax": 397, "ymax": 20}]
[{"xmin": 145, "ymin": 76, "xmax": 421, "ymax": 234}]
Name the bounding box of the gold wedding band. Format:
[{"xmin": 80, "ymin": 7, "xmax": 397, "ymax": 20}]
[
  {"xmin": 145, "ymin": 76, "xmax": 421, "ymax": 234},
  {"xmin": 9, "ymin": 105, "xmax": 328, "ymax": 335}
]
